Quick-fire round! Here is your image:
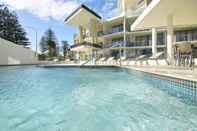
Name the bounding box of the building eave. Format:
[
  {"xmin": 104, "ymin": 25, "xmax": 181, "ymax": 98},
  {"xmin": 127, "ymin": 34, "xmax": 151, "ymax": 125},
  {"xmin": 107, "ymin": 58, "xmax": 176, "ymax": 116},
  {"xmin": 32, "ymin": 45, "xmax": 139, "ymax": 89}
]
[
  {"xmin": 131, "ymin": 0, "xmax": 197, "ymax": 30},
  {"xmin": 65, "ymin": 4, "xmax": 101, "ymax": 23}
]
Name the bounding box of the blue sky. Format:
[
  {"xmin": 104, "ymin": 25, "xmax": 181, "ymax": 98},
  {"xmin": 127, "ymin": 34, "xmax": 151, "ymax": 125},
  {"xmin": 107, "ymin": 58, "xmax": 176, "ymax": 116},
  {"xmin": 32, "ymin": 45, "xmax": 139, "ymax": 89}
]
[{"xmin": 1, "ymin": 0, "xmax": 118, "ymax": 52}]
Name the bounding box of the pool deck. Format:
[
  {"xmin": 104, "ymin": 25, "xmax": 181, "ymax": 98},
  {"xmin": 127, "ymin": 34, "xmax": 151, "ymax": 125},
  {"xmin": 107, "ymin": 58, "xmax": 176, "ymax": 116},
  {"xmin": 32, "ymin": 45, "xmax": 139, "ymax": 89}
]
[{"xmin": 122, "ymin": 66, "xmax": 197, "ymax": 82}]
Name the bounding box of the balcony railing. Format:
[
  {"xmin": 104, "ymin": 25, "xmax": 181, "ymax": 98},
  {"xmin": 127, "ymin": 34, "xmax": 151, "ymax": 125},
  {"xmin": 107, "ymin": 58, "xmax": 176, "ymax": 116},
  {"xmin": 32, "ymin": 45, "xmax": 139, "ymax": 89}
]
[
  {"xmin": 175, "ymin": 32, "xmax": 197, "ymax": 42},
  {"xmin": 104, "ymin": 41, "xmax": 152, "ymax": 49},
  {"xmin": 71, "ymin": 42, "xmax": 102, "ymax": 49},
  {"xmin": 157, "ymin": 39, "xmax": 166, "ymax": 46},
  {"xmin": 103, "ymin": 26, "xmax": 124, "ymax": 36},
  {"xmin": 128, "ymin": 40, "xmax": 152, "ymax": 47},
  {"xmin": 103, "ymin": 40, "xmax": 166, "ymax": 49},
  {"xmin": 103, "ymin": 41, "xmax": 122, "ymax": 48}
]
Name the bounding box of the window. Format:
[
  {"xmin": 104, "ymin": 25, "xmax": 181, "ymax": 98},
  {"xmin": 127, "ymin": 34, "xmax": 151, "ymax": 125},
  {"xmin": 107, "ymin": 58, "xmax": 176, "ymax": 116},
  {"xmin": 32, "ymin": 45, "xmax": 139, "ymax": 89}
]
[
  {"xmin": 191, "ymin": 30, "xmax": 197, "ymax": 41},
  {"xmin": 175, "ymin": 31, "xmax": 188, "ymax": 42},
  {"xmin": 157, "ymin": 33, "xmax": 165, "ymax": 45},
  {"xmin": 135, "ymin": 35, "xmax": 151, "ymax": 46}
]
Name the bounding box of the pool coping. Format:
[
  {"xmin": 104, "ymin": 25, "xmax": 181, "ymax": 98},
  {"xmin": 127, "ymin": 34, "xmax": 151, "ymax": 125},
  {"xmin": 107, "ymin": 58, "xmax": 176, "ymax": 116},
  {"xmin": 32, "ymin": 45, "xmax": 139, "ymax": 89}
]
[
  {"xmin": 1, "ymin": 63, "xmax": 196, "ymax": 83},
  {"xmin": 37, "ymin": 64, "xmax": 118, "ymax": 68},
  {"xmin": 37, "ymin": 64, "xmax": 197, "ymax": 82},
  {"xmin": 0, "ymin": 64, "xmax": 40, "ymax": 67},
  {"xmin": 121, "ymin": 66, "xmax": 197, "ymax": 83}
]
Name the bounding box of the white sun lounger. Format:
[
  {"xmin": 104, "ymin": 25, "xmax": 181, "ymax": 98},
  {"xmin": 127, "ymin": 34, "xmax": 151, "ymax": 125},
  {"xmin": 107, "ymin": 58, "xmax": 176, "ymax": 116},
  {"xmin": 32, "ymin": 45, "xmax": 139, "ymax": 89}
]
[
  {"xmin": 149, "ymin": 52, "xmax": 169, "ymax": 65},
  {"xmin": 106, "ymin": 57, "xmax": 115, "ymax": 65},
  {"xmin": 116, "ymin": 57, "xmax": 127, "ymax": 64},
  {"xmin": 135, "ymin": 55, "xmax": 147, "ymax": 65},
  {"xmin": 97, "ymin": 57, "xmax": 106, "ymax": 65},
  {"xmin": 135, "ymin": 55, "xmax": 147, "ymax": 61},
  {"xmin": 149, "ymin": 52, "xmax": 164, "ymax": 60}
]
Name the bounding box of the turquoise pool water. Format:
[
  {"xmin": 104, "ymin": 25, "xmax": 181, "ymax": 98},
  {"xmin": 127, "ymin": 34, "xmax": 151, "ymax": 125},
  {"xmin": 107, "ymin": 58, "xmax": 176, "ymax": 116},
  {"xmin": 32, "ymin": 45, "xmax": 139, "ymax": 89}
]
[{"xmin": 0, "ymin": 66, "xmax": 197, "ymax": 131}]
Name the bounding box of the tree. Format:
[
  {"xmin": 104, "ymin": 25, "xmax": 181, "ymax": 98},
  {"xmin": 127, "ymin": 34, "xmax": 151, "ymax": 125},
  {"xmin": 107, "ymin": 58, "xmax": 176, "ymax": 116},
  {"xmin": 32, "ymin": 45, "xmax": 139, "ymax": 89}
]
[
  {"xmin": 39, "ymin": 28, "xmax": 58, "ymax": 58},
  {"xmin": 39, "ymin": 36, "xmax": 47, "ymax": 54},
  {"xmin": 61, "ymin": 40, "xmax": 70, "ymax": 58},
  {"xmin": 0, "ymin": 5, "xmax": 29, "ymax": 46}
]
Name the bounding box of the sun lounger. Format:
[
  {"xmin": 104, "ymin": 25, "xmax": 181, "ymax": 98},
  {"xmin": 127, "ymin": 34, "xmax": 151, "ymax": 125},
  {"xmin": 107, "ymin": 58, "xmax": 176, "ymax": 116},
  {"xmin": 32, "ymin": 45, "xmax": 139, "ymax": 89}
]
[
  {"xmin": 121, "ymin": 57, "xmax": 128, "ymax": 65},
  {"xmin": 135, "ymin": 55, "xmax": 147, "ymax": 61},
  {"xmin": 148, "ymin": 52, "xmax": 166, "ymax": 65},
  {"xmin": 135, "ymin": 55, "xmax": 147, "ymax": 65},
  {"xmin": 116, "ymin": 56, "xmax": 127, "ymax": 65},
  {"xmin": 97, "ymin": 57, "xmax": 106, "ymax": 65},
  {"xmin": 106, "ymin": 57, "xmax": 115, "ymax": 65},
  {"xmin": 65, "ymin": 59, "xmax": 70, "ymax": 63},
  {"xmin": 149, "ymin": 52, "xmax": 164, "ymax": 60},
  {"xmin": 149, "ymin": 52, "xmax": 164, "ymax": 65}
]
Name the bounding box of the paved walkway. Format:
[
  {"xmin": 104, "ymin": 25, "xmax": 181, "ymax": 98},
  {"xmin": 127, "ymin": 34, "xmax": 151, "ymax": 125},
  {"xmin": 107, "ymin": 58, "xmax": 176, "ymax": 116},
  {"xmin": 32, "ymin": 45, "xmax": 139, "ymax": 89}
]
[{"xmin": 123, "ymin": 66, "xmax": 197, "ymax": 82}]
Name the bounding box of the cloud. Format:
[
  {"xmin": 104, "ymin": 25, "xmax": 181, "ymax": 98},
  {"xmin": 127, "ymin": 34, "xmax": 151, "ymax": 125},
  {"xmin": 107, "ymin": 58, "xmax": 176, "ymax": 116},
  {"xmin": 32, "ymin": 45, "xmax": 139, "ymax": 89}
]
[
  {"xmin": 0, "ymin": 0, "xmax": 79, "ymax": 20},
  {"xmin": 1, "ymin": 0, "xmax": 118, "ymax": 20},
  {"xmin": 101, "ymin": 0, "xmax": 118, "ymax": 19}
]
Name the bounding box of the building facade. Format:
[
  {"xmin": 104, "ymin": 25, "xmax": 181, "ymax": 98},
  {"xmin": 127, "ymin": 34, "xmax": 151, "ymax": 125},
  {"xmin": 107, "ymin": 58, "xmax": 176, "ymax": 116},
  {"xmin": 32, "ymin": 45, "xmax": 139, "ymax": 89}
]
[{"xmin": 65, "ymin": 0, "xmax": 197, "ymax": 65}]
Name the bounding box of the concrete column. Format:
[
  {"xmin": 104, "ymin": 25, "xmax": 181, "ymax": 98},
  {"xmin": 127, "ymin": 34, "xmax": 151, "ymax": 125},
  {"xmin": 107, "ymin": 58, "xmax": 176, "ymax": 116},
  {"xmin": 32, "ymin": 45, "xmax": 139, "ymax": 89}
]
[
  {"xmin": 79, "ymin": 26, "xmax": 84, "ymax": 43},
  {"xmin": 167, "ymin": 14, "xmax": 174, "ymax": 64},
  {"xmin": 152, "ymin": 28, "xmax": 157, "ymax": 56},
  {"xmin": 122, "ymin": 0, "xmax": 126, "ymax": 14},
  {"xmin": 123, "ymin": 0, "xmax": 127, "ymax": 58},
  {"xmin": 145, "ymin": 0, "xmax": 148, "ymax": 7},
  {"xmin": 94, "ymin": 21, "xmax": 98, "ymax": 44},
  {"xmin": 89, "ymin": 21, "xmax": 93, "ymax": 43},
  {"xmin": 76, "ymin": 52, "xmax": 80, "ymax": 61},
  {"xmin": 123, "ymin": 16, "xmax": 127, "ymax": 57},
  {"xmin": 103, "ymin": 24, "xmax": 107, "ymax": 47},
  {"xmin": 90, "ymin": 20, "xmax": 96, "ymax": 43}
]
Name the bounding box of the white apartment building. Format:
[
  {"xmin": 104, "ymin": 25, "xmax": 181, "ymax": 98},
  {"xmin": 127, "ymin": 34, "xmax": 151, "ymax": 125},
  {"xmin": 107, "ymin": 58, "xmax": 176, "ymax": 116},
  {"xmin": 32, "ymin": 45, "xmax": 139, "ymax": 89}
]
[{"xmin": 65, "ymin": 0, "xmax": 197, "ymax": 65}]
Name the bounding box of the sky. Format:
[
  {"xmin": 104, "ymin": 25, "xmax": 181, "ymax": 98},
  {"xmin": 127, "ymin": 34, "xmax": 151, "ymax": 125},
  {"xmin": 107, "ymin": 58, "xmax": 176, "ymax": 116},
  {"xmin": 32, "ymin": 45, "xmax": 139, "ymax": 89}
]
[{"xmin": 0, "ymin": 0, "xmax": 118, "ymax": 52}]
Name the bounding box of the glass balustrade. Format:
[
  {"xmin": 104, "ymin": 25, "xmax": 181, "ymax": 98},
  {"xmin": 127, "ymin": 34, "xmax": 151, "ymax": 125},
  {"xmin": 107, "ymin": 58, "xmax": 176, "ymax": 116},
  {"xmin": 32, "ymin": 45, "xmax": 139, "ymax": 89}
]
[
  {"xmin": 175, "ymin": 30, "xmax": 197, "ymax": 42},
  {"xmin": 103, "ymin": 38, "xmax": 166, "ymax": 49}
]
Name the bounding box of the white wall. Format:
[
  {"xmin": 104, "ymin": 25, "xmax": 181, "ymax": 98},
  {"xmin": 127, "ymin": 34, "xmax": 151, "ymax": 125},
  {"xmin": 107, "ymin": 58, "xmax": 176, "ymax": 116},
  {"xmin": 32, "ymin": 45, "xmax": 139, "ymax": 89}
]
[
  {"xmin": 0, "ymin": 38, "xmax": 38, "ymax": 65},
  {"xmin": 195, "ymin": 58, "xmax": 197, "ymax": 66}
]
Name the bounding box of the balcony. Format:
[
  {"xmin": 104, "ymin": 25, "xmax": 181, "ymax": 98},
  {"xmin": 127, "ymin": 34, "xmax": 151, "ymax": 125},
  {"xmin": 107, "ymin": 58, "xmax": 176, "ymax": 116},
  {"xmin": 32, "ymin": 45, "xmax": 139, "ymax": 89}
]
[
  {"xmin": 103, "ymin": 39, "xmax": 166, "ymax": 49},
  {"xmin": 127, "ymin": 40, "xmax": 152, "ymax": 47},
  {"xmin": 103, "ymin": 41, "xmax": 123, "ymax": 48},
  {"xmin": 103, "ymin": 40, "xmax": 152, "ymax": 49},
  {"xmin": 71, "ymin": 42, "xmax": 102, "ymax": 49},
  {"xmin": 175, "ymin": 31, "xmax": 197, "ymax": 43},
  {"xmin": 103, "ymin": 26, "xmax": 124, "ymax": 36}
]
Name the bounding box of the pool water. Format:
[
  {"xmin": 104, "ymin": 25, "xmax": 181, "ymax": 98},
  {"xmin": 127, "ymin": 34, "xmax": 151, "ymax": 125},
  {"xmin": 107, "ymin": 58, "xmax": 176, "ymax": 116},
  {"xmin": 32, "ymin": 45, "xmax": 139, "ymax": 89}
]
[{"xmin": 0, "ymin": 66, "xmax": 197, "ymax": 131}]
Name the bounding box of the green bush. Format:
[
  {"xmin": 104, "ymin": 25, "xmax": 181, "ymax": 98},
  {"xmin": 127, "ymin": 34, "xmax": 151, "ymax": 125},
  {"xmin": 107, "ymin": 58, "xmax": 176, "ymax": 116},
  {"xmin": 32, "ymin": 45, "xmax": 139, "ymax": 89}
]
[{"xmin": 38, "ymin": 54, "xmax": 46, "ymax": 61}]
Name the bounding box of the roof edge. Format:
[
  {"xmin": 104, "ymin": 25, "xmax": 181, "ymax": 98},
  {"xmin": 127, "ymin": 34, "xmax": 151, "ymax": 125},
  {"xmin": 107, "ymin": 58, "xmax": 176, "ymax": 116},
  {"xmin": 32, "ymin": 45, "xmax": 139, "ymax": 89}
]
[
  {"xmin": 131, "ymin": 0, "xmax": 161, "ymax": 30},
  {"xmin": 65, "ymin": 4, "xmax": 102, "ymax": 23}
]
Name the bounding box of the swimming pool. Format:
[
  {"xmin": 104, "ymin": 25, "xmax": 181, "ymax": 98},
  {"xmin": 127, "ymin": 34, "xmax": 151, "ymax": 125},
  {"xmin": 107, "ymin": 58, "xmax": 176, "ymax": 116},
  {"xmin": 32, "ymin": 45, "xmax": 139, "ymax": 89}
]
[{"xmin": 0, "ymin": 66, "xmax": 197, "ymax": 131}]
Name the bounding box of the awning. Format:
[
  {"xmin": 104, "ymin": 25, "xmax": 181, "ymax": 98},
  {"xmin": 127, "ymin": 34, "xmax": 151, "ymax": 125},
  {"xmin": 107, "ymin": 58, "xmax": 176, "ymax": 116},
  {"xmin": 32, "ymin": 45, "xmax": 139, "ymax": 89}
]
[
  {"xmin": 65, "ymin": 4, "xmax": 102, "ymax": 28},
  {"xmin": 131, "ymin": 0, "xmax": 197, "ymax": 30},
  {"xmin": 71, "ymin": 43, "xmax": 102, "ymax": 52},
  {"xmin": 71, "ymin": 45, "xmax": 93, "ymax": 52}
]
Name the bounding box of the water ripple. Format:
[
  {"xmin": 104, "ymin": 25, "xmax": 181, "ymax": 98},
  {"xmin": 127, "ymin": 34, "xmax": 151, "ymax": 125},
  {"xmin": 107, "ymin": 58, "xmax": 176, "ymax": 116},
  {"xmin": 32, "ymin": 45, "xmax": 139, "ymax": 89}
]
[{"xmin": 0, "ymin": 67, "xmax": 197, "ymax": 131}]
